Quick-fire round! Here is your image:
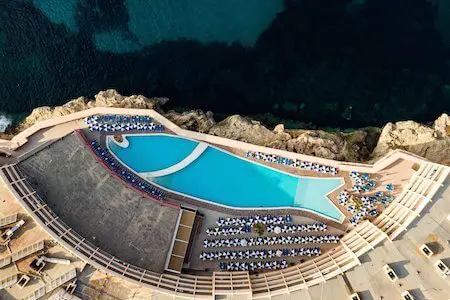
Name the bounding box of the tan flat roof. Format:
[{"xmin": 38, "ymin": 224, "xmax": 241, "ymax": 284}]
[
  {"xmin": 167, "ymin": 209, "xmax": 196, "ymax": 273},
  {"xmin": 0, "ymin": 185, "xmax": 48, "ymax": 264}
]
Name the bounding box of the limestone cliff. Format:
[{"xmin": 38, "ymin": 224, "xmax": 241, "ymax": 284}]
[
  {"xmin": 12, "ymin": 90, "xmax": 450, "ymax": 164},
  {"xmin": 371, "ymin": 114, "xmax": 450, "ymax": 165},
  {"xmin": 164, "ymin": 109, "xmax": 215, "ymax": 133},
  {"xmin": 206, "ymin": 115, "xmax": 378, "ymax": 162}
]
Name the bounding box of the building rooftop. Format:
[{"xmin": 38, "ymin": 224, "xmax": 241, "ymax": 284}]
[{"xmin": 0, "ymin": 171, "xmax": 86, "ymax": 300}]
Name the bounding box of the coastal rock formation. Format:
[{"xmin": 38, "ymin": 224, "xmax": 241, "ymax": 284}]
[
  {"xmin": 164, "ymin": 109, "xmax": 215, "ymax": 133},
  {"xmin": 16, "ymin": 90, "xmax": 168, "ymax": 132},
  {"xmin": 371, "ymin": 114, "xmax": 450, "ymax": 164},
  {"xmin": 207, "ymin": 115, "xmax": 377, "ymax": 161},
  {"xmin": 270, "ymin": 130, "xmax": 371, "ymax": 162},
  {"xmin": 208, "ymin": 115, "xmax": 291, "ymax": 145},
  {"xmin": 10, "ymin": 90, "xmax": 450, "ymax": 165}
]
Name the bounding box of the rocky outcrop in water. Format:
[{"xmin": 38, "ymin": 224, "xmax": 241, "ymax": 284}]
[
  {"xmin": 371, "ymin": 114, "xmax": 450, "ymax": 164},
  {"xmin": 11, "ymin": 90, "xmax": 450, "ymax": 165}
]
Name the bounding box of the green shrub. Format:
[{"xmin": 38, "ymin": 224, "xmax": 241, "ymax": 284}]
[{"xmin": 254, "ymin": 223, "xmax": 265, "ymax": 236}]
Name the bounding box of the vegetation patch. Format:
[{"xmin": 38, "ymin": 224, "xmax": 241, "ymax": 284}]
[{"xmin": 253, "ymin": 223, "xmax": 265, "ymax": 236}]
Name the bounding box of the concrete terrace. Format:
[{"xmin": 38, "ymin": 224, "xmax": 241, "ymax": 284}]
[{"xmin": 17, "ymin": 133, "xmax": 179, "ymax": 273}]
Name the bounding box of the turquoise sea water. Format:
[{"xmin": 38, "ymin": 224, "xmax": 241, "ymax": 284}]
[
  {"xmin": 31, "ymin": 0, "xmax": 283, "ymax": 51},
  {"xmin": 108, "ymin": 135, "xmax": 344, "ymax": 221},
  {"xmin": 3, "ymin": 1, "xmax": 448, "ymax": 130}
]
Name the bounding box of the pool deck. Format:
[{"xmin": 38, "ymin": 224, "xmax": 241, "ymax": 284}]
[{"xmin": 0, "ymin": 107, "xmax": 448, "ymax": 300}]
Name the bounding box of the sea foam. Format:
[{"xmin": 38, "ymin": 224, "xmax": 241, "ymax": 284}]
[{"xmin": 0, "ymin": 115, "xmax": 12, "ymax": 133}]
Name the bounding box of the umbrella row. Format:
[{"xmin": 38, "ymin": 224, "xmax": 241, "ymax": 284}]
[
  {"xmin": 266, "ymin": 223, "xmax": 327, "ymax": 234},
  {"xmin": 206, "ymin": 226, "xmax": 252, "ymax": 236},
  {"xmin": 203, "ymin": 235, "xmax": 340, "ymax": 248},
  {"xmin": 88, "ymin": 122, "xmax": 164, "ymax": 132},
  {"xmin": 216, "ymin": 215, "xmax": 292, "ymax": 227},
  {"xmin": 220, "ymin": 260, "xmax": 288, "ymax": 271},
  {"xmin": 246, "ymin": 151, "xmax": 338, "ymax": 175},
  {"xmin": 207, "ymin": 222, "xmax": 327, "ymax": 237},
  {"xmin": 90, "ymin": 140, "xmax": 164, "ymax": 199},
  {"xmin": 200, "ymin": 247, "xmax": 321, "ymax": 261},
  {"xmin": 85, "ymin": 114, "xmax": 153, "ymax": 124}
]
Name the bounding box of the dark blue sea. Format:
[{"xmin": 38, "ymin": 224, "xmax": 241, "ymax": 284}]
[{"xmin": 0, "ymin": 0, "xmax": 450, "ymax": 130}]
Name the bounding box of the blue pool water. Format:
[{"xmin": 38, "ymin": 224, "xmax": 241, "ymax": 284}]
[
  {"xmin": 108, "ymin": 135, "xmax": 344, "ymax": 221},
  {"xmin": 108, "ymin": 135, "xmax": 198, "ymax": 172}
]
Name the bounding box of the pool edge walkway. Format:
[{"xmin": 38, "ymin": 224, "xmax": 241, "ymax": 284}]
[{"xmin": 141, "ymin": 142, "xmax": 208, "ymax": 178}]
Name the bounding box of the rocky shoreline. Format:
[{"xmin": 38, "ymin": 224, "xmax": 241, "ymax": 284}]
[{"xmin": 6, "ymin": 89, "xmax": 450, "ymax": 165}]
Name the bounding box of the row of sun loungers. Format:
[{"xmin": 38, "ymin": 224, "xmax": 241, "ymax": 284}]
[
  {"xmin": 200, "ymin": 247, "xmax": 321, "ymax": 261},
  {"xmin": 266, "ymin": 223, "xmax": 327, "ymax": 234},
  {"xmin": 85, "ymin": 114, "xmax": 165, "ymax": 132},
  {"xmin": 88, "ymin": 122, "xmax": 164, "ymax": 132},
  {"xmin": 206, "ymin": 226, "xmax": 252, "ymax": 236},
  {"xmin": 90, "ymin": 140, "xmax": 165, "ymax": 199},
  {"xmin": 206, "ymin": 222, "xmax": 327, "ymax": 236},
  {"xmin": 203, "ymin": 235, "xmax": 340, "ymax": 248},
  {"xmin": 339, "ymin": 190, "xmax": 377, "ymax": 226},
  {"xmin": 85, "ymin": 114, "xmax": 153, "ymax": 124},
  {"xmin": 220, "ymin": 260, "xmax": 288, "ymax": 271},
  {"xmin": 216, "ymin": 215, "xmax": 292, "ymax": 227},
  {"xmin": 246, "ymin": 151, "xmax": 338, "ymax": 175}
]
